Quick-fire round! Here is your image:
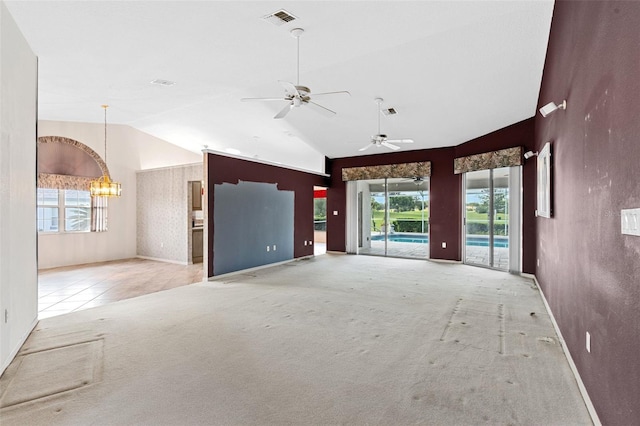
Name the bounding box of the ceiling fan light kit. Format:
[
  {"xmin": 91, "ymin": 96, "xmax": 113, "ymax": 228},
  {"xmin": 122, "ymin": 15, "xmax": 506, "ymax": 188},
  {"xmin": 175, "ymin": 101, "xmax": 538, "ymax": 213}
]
[{"xmin": 240, "ymin": 27, "xmax": 350, "ymax": 119}]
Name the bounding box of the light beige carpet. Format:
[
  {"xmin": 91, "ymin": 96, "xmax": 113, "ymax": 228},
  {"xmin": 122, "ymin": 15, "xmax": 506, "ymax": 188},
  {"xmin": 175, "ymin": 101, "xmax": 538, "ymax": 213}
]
[{"xmin": 0, "ymin": 254, "xmax": 592, "ymax": 425}]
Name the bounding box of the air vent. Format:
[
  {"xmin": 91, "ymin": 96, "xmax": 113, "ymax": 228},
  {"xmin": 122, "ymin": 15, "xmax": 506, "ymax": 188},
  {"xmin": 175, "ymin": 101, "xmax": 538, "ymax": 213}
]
[
  {"xmin": 150, "ymin": 79, "xmax": 176, "ymax": 87},
  {"xmin": 263, "ymin": 9, "xmax": 297, "ymax": 26},
  {"xmin": 382, "ymin": 107, "xmax": 398, "ymax": 116}
]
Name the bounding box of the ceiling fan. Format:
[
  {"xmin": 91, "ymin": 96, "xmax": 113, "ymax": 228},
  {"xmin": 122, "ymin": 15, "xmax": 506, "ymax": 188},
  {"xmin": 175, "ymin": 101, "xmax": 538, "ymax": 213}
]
[
  {"xmin": 359, "ymin": 98, "xmax": 414, "ymax": 151},
  {"xmin": 241, "ymin": 28, "xmax": 350, "ymax": 119},
  {"xmin": 402, "ymin": 176, "xmax": 427, "ymax": 186}
]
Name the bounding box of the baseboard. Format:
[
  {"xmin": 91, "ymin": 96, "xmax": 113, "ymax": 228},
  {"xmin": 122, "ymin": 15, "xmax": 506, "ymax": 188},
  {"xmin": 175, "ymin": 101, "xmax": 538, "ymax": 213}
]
[
  {"xmin": 429, "ymin": 258, "xmax": 462, "ymax": 264},
  {"xmin": 326, "ymin": 250, "xmax": 346, "ymax": 255},
  {"xmin": 136, "ymin": 255, "xmax": 188, "ymax": 266},
  {"xmin": 207, "ymin": 258, "xmax": 303, "ymax": 281},
  {"xmin": 0, "ymin": 317, "xmax": 38, "ymax": 377},
  {"xmin": 533, "ymin": 275, "xmax": 602, "ymax": 426}
]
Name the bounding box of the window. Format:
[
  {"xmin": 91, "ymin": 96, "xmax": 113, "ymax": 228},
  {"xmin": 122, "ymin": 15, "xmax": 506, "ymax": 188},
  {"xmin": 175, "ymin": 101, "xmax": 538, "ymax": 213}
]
[
  {"xmin": 64, "ymin": 190, "xmax": 91, "ymax": 231},
  {"xmin": 37, "ymin": 188, "xmax": 104, "ymax": 233},
  {"xmin": 37, "ymin": 188, "xmax": 59, "ymax": 232}
]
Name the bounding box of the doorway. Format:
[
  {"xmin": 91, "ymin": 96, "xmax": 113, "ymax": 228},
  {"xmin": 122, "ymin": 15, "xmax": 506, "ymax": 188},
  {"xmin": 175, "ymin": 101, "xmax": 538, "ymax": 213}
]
[
  {"xmin": 313, "ymin": 186, "xmax": 327, "ymax": 255},
  {"xmin": 463, "ymin": 167, "xmax": 520, "ymax": 271}
]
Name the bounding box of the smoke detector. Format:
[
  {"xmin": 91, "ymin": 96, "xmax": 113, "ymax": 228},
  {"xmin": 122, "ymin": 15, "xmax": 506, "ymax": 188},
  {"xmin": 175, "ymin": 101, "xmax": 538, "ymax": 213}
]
[
  {"xmin": 382, "ymin": 107, "xmax": 398, "ymax": 116},
  {"xmin": 150, "ymin": 79, "xmax": 176, "ymax": 87}
]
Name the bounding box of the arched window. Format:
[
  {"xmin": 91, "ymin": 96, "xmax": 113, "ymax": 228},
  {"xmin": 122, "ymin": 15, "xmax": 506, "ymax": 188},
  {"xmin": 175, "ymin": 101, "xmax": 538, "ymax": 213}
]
[{"xmin": 37, "ymin": 136, "xmax": 111, "ymax": 232}]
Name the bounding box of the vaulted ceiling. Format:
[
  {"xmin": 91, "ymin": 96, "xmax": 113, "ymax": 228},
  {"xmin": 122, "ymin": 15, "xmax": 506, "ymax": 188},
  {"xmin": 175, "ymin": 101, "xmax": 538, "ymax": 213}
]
[{"xmin": 5, "ymin": 1, "xmax": 554, "ymax": 173}]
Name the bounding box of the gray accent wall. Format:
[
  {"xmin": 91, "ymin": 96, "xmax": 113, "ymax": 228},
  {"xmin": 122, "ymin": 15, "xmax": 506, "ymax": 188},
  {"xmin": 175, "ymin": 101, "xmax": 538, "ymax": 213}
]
[{"xmin": 214, "ymin": 181, "xmax": 294, "ymax": 275}]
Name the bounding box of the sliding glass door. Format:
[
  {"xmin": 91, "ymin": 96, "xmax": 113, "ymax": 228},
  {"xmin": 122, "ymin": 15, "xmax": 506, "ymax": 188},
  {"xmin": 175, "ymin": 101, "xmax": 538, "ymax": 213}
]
[
  {"xmin": 360, "ymin": 178, "xmax": 429, "ymax": 259},
  {"xmin": 464, "ymin": 167, "xmax": 515, "ymax": 270}
]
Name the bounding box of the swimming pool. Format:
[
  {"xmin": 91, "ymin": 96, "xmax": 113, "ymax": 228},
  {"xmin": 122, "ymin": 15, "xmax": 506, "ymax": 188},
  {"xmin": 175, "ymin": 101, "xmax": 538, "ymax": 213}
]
[
  {"xmin": 371, "ymin": 233, "xmax": 428, "ymax": 243},
  {"xmin": 371, "ymin": 233, "xmax": 509, "ymax": 248}
]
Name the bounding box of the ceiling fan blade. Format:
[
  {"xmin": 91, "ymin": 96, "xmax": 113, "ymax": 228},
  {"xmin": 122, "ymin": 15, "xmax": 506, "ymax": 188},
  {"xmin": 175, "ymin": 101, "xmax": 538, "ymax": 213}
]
[
  {"xmin": 358, "ymin": 143, "xmax": 374, "ymax": 152},
  {"xmin": 312, "ymin": 90, "xmax": 351, "ymax": 97},
  {"xmin": 241, "ymin": 97, "xmax": 287, "ymax": 102},
  {"xmin": 307, "ymin": 101, "xmax": 336, "ymax": 117},
  {"xmin": 278, "ymin": 81, "xmax": 299, "ymax": 97},
  {"xmin": 384, "ymin": 138, "xmax": 414, "ymax": 144},
  {"xmin": 381, "ymin": 141, "xmax": 401, "ymax": 151},
  {"xmin": 274, "ymin": 103, "xmax": 293, "ymax": 119}
]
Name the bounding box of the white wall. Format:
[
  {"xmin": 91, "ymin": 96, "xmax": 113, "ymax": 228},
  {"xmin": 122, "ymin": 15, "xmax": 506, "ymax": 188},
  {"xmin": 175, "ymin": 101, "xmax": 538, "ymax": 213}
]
[
  {"xmin": 137, "ymin": 164, "xmax": 203, "ymax": 264},
  {"xmin": 0, "ymin": 0, "xmax": 38, "ymax": 375},
  {"xmin": 37, "ymin": 121, "xmax": 201, "ymax": 269}
]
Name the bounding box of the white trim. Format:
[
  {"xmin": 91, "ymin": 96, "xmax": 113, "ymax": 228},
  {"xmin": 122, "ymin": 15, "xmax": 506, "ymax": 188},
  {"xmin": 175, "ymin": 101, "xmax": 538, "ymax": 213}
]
[
  {"xmin": 532, "ymin": 275, "xmax": 602, "ymax": 426},
  {"xmin": 0, "ymin": 318, "xmax": 38, "ymax": 376},
  {"xmin": 429, "ymin": 258, "xmax": 462, "ymax": 264},
  {"xmin": 136, "ymin": 255, "xmax": 189, "ymax": 266},
  {"xmin": 207, "ymin": 257, "xmax": 311, "ymax": 280},
  {"xmin": 345, "ymin": 181, "xmax": 358, "ymax": 254},
  {"xmin": 202, "ymin": 149, "xmax": 329, "ymax": 177}
]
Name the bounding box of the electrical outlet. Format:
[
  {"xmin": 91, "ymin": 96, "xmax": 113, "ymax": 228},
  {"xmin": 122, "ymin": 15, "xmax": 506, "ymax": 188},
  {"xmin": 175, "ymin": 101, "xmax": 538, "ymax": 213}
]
[
  {"xmin": 266, "ymin": 246, "xmax": 270, "ymax": 252},
  {"xmin": 441, "ymin": 242, "xmax": 446, "ymax": 249},
  {"xmin": 586, "ymin": 331, "xmax": 591, "ymax": 353},
  {"xmin": 537, "ymin": 259, "xmax": 540, "ymax": 267},
  {"xmin": 304, "ymin": 241, "xmax": 307, "ymax": 246},
  {"xmin": 309, "ymin": 241, "xmax": 313, "ymax": 245},
  {"xmin": 273, "ymin": 245, "xmax": 276, "ymax": 251}
]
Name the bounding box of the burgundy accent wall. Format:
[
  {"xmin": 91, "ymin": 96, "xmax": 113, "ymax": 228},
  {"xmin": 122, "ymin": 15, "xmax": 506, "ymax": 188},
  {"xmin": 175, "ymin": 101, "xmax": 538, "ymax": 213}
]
[
  {"xmin": 206, "ymin": 153, "xmax": 327, "ymax": 277},
  {"xmin": 535, "ymin": 2, "xmax": 640, "ymax": 424},
  {"xmin": 327, "ymin": 118, "xmax": 535, "ymax": 265}
]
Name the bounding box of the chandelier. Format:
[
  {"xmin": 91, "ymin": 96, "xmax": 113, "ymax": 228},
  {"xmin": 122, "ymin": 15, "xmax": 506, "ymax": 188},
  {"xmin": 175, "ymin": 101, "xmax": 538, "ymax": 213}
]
[{"xmin": 90, "ymin": 105, "xmax": 122, "ymax": 197}]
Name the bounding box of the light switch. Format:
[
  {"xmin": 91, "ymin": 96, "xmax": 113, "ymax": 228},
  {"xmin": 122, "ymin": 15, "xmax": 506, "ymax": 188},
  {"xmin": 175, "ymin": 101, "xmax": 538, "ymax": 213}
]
[
  {"xmin": 621, "ymin": 208, "xmax": 640, "ymax": 236},
  {"xmin": 333, "ymin": 210, "xmax": 339, "ymax": 216}
]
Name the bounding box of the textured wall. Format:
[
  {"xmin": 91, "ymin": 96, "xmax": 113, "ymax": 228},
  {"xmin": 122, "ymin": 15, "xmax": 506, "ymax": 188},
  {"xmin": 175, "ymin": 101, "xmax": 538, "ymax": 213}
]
[
  {"xmin": 137, "ymin": 163, "xmax": 203, "ymax": 264},
  {"xmin": 535, "ymin": 1, "xmax": 640, "ymax": 424}
]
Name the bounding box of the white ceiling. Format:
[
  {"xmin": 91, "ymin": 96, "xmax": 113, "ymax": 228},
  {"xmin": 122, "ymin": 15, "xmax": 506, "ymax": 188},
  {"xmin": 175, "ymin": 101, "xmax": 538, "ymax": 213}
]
[{"xmin": 5, "ymin": 1, "xmax": 554, "ymax": 173}]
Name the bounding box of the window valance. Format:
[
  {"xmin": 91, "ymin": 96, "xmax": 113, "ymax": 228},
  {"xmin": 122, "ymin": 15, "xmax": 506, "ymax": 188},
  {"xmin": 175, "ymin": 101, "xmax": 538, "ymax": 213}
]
[
  {"xmin": 341, "ymin": 161, "xmax": 431, "ymax": 181},
  {"xmin": 453, "ymin": 147, "xmax": 523, "ymax": 174}
]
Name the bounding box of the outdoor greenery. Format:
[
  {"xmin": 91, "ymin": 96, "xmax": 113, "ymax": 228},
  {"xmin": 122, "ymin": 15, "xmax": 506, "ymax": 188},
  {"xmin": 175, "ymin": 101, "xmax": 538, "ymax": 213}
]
[{"xmin": 314, "ymin": 198, "xmax": 326, "ymax": 221}]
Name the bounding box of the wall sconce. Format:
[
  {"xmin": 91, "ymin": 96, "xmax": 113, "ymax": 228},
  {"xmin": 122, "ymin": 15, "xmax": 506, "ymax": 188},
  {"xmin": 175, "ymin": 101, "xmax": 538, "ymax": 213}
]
[
  {"xmin": 524, "ymin": 150, "xmax": 538, "ymax": 160},
  {"xmin": 539, "ymin": 100, "xmax": 567, "ymax": 117}
]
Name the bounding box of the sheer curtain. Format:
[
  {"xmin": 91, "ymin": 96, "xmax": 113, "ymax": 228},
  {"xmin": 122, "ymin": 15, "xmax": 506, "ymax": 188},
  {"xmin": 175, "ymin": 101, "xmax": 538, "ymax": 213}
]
[{"xmin": 91, "ymin": 196, "xmax": 108, "ymax": 232}]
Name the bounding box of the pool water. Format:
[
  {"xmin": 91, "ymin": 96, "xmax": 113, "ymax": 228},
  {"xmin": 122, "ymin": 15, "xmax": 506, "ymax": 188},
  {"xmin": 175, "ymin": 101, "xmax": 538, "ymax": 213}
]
[{"xmin": 371, "ymin": 233, "xmax": 509, "ymax": 248}]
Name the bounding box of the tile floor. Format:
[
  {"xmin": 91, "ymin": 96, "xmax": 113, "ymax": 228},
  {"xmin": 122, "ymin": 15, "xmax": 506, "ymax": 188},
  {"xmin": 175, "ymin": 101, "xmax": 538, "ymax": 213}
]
[{"xmin": 38, "ymin": 258, "xmax": 204, "ymax": 319}]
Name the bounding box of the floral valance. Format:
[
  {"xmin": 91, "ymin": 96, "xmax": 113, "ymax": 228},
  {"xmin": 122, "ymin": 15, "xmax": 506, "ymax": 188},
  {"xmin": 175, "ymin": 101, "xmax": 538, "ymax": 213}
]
[
  {"xmin": 38, "ymin": 173, "xmax": 95, "ymax": 191},
  {"xmin": 453, "ymin": 147, "xmax": 523, "ymax": 174},
  {"xmin": 342, "ymin": 161, "xmax": 431, "ymax": 181}
]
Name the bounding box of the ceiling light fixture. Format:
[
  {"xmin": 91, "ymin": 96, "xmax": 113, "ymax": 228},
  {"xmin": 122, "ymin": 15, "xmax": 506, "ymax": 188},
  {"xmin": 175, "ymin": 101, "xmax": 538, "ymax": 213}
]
[
  {"xmin": 524, "ymin": 150, "xmax": 538, "ymax": 160},
  {"xmin": 90, "ymin": 105, "xmax": 122, "ymax": 198},
  {"xmin": 539, "ymin": 100, "xmax": 567, "ymax": 117}
]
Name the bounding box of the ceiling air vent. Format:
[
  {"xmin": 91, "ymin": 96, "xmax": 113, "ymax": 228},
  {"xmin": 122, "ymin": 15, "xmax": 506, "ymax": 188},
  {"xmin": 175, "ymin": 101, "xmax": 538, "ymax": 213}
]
[
  {"xmin": 382, "ymin": 107, "xmax": 398, "ymax": 116},
  {"xmin": 263, "ymin": 9, "xmax": 297, "ymax": 26}
]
